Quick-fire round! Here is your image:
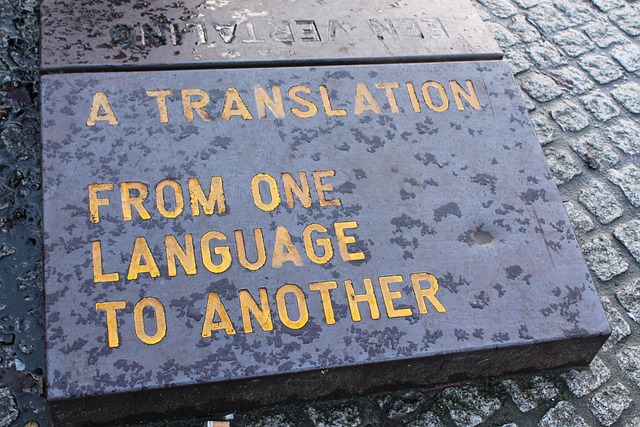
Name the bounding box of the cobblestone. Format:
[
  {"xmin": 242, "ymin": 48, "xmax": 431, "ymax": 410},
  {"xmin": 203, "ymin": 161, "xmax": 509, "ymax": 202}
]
[
  {"xmin": 609, "ymin": 5, "xmax": 640, "ymax": 37},
  {"xmin": 579, "ymin": 91, "xmax": 620, "ymax": 122},
  {"xmin": 526, "ymin": 3, "xmax": 570, "ymax": 34},
  {"xmin": 530, "ymin": 112, "xmax": 556, "ymax": 145},
  {"xmin": 611, "ymin": 82, "xmax": 640, "ymax": 114},
  {"xmin": 547, "ymin": 67, "xmax": 594, "ymax": 95},
  {"xmin": 582, "ymin": 20, "xmax": 627, "ymax": 48},
  {"xmin": 538, "ymin": 401, "xmax": 588, "ymax": 427},
  {"xmin": 504, "ymin": 48, "xmax": 532, "ymax": 74},
  {"xmin": 511, "ymin": 0, "xmax": 541, "ymax": 9},
  {"xmin": 563, "ymin": 201, "xmax": 595, "ymax": 233},
  {"xmin": 589, "ymin": 383, "xmax": 632, "ymax": 426},
  {"xmin": 605, "ymin": 119, "xmax": 640, "ymax": 155},
  {"xmin": 608, "ymin": 164, "xmax": 640, "ymax": 207},
  {"xmin": 613, "ymin": 220, "xmax": 640, "ymax": 263},
  {"xmin": 477, "ymin": 0, "xmax": 519, "ymax": 19},
  {"xmin": 569, "ymin": 133, "xmax": 620, "ymax": 170},
  {"xmin": 0, "ymin": 388, "xmax": 19, "ymax": 427},
  {"xmin": 549, "ymin": 101, "xmax": 590, "ymax": 132},
  {"xmin": 578, "ymin": 54, "xmax": 625, "ymax": 84},
  {"xmin": 582, "ymin": 236, "xmax": 629, "ymax": 281},
  {"xmin": 578, "ymin": 181, "xmax": 623, "ymax": 224},
  {"xmin": 526, "ymin": 41, "xmax": 569, "ymax": 70},
  {"xmin": 487, "ymin": 23, "xmax": 519, "ymax": 48},
  {"xmin": 502, "ymin": 376, "xmax": 559, "ymax": 412},
  {"xmin": 440, "ymin": 386, "xmax": 502, "ymax": 427},
  {"xmin": 412, "ymin": 412, "xmax": 445, "ymax": 427},
  {"xmin": 552, "ymin": 29, "xmax": 595, "ymax": 58},
  {"xmin": 544, "ymin": 148, "xmax": 583, "ymax": 185},
  {"xmin": 601, "ymin": 296, "xmax": 632, "ymax": 349},
  {"xmin": 519, "ymin": 73, "xmax": 564, "ymax": 102},
  {"xmin": 508, "ymin": 16, "xmax": 542, "ymax": 43},
  {"xmin": 305, "ymin": 403, "xmax": 363, "ymax": 427},
  {"xmin": 611, "ymin": 43, "xmax": 640, "ymax": 72},
  {"xmin": 616, "ymin": 279, "xmax": 640, "ymax": 323},
  {"xmin": 553, "ymin": 0, "xmax": 598, "ymax": 26},
  {"xmin": 589, "ymin": 0, "xmax": 626, "ymax": 13},
  {"xmin": 617, "ymin": 345, "xmax": 640, "ymax": 387},
  {"xmin": 562, "ymin": 356, "xmax": 610, "ymax": 397}
]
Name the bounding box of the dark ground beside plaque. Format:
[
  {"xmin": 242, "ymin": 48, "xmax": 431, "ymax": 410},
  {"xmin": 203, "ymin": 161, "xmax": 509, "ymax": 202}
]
[
  {"xmin": 39, "ymin": 0, "xmax": 501, "ymax": 72},
  {"xmin": 41, "ymin": 60, "xmax": 610, "ymax": 425}
]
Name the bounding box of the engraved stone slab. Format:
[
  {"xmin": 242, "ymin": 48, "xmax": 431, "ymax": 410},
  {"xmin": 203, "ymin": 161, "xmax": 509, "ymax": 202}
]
[
  {"xmin": 40, "ymin": 0, "xmax": 501, "ymax": 72},
  {"xmin": 41, "ymin": 61, "xmax": 609, "ymax": 425}
]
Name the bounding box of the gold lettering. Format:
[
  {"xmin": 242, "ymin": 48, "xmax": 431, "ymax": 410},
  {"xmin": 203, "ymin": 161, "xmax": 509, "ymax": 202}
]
[
  {"xmin": 200, "ymin": 231, "xmax": 232, "ymax": 273},
  {"xmin": 272, "ymin": 226, "xmax": 304, "ymax": 268},
  {"xmin": 354, "ymin": 83, "xmax": 382, "ymax": 115},
  {"xmin": 235, "ymin": 229, "xmax": 267, "ymax": 271},
  {"xmin": 133, "ymin": 297, "xmax": 167, "ymax": 345},
  {"xmin": 182, "ymin": 88, "xmax": 212, "ymax": 122},
  {"xmin": 202, "ymin": 292, "xmax": 237, "ymax": 336},
  {"xmin": 282, "ymin": 172, "xmax": 312, "ymax": 209},
  {"xmin": 254, "ymin": 85, "xmax": 286, "ymax": 119},
  {"xmin": 86, "ymin": 92, "xmax": 119, "ymax": 126},
  {"xmin": 92, "ymin": 241, "xmax": 120, "ymax": 283},
  {"xmin": 276, "ymin": 284, "xmax": 309, "ymax": 329},
  {"xmin": 421, "ymin": 81, "xmax": 449, "ymax": 113},
  {"xmin": 156, "ymin": 179, "xmax": 184, "ymax": 218},
  {"xmin": 449, "ymin": 80, "xmax": 480, "ymax": 111},
  {"xmin": 188, "ymin": 177, "xmax": 226, "ymax": 216},
  {"xmin": 146, "ymin": 89, "xmax": 173, "ymax": 123},
  {"xmin": 251, "ymin": 173, "xmax": 281, "ymax": 211},
  {"xmin": 88, "ymin": 183, "xmax": 112, "ymax": 223},
  {"xmin": 375, "ymin": 82, "xmax": 400, "ymax": 113},
  {"xmin": 406, "ymin": 82, "xmax": 421, "ymax": 112},
  {"xmin": 288, "ymin": 85, "xmax": 318, "ymax": 118},
  {"xmin": 313, "ymin": 170, "xmax": 341, "ymax": 207},
  {"xmin": 165, "ymin": 234, "xmax": 197, "ymax": 276},
  {"xmin": 239, "ymin": 288, "xmax": 273, "ymax": 333},
  {"xmin": 120, "ymin": 182, "xmax": 151, "ymax": 221},
  {"xmin": 379, "ymin": 275, "xmax": 412, "ymax": 318},
  {"xmin": 221, "ymin": 88, "xmax": 253, "ymax": 120},
  {"xmin": 302, "ymin": 223, "xmax": 333, "ymax": 264},
  {"xmin": 345, "ymin": 278, "xmax": 380, "ymax": 321},
  {"xmin": 127, "ymin": 237, "xmax": 161, "ymax": 280},
  {"xmin": 95, "ymin": 300, "xmax": 126, "ymax": 348},
  {"xmin": 319, "ymin": 85, "xmax": 347, "ymax": 116},
  {"xmin": 334, "ymin": 221, "xmax": 365, "ymax": 262},
  {"xmin": 411, "ymin": 272, "xmax": 446, "ymax": 314},
  {"xmin": 309, "ymin": 281, "xmax": 337, "ymax": 324}
]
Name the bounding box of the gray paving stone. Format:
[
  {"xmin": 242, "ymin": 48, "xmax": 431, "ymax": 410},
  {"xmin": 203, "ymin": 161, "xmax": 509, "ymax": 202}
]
[
  {"xmin": 544, "ymin": 147, "xmax": 583, "ymax": 185},
  {"xmin": 306, "ymin": 403, "xmax": 362, "ymax": 427},
  {"xmin": 531, "ymin": 112, "xmax": 556, "ymax": 145},
  {"xmin": 582, "ymin": 20, "xmax": 628, "ymax": 48},
  {"xmin": 611, "ymin": 82, "xmax": 640, "ymax": 114},
  {"xmin": 526, "ymin": 41, "xmax": 570, "ymax": 70},
  {"xmin": 563, "ymin": 201, "xmax": 595, "ymax": 233},
  {"xmin": 412, "ymin": 412, "xmax": 445, "ymax": 427},
  {"xmin": 614, "ymin": 220, "xmax": 640, "ymax": 262},
  {"xmin": 578, "ymin": 181, "xmax": 623, "ymax": 224},
  {"xmin": 537, "ymin": 401, "xmax": 589, "ymax": 427},
  {"xmin": 519, "ymin": 72, "xmax": 564, "ymax": 102},
  {"xmin": 589, "ymin": 383, "xmax": 632, "ymax": 426},
  {"xmin": 617, "ymin": 345, "xmax": 640, "ymax": 387},
  {"xmin": 549, "ymin": 101, "xmax": 590, "ymax": 132},
  {"xmin": 487, "ymin": 23, "xmax": 519, "ymax": 48},
  {"xmin": 615, "ymin": 278, "xmax": 640, "ymax": 322},
  {"xmin": 623, "ymin": 417, "xmax": 640, "ymax": 427},
  {"xmin": 502, "ymin": 376, "xmax": 559, "ymax": 412},
  {"xmin": 511, "ymin": 0, "xmax": 542, "ymax": 8},
  {"xmin": 243, "ymin": 413, "xmax": 297, "ymax": 427},
  {"xmin": 0, "ymin": 388, "xmax": 19, "ymax": 427},
  {"xmin": 579, "ymin": 91, "xmax": 621, "ymax": 122},
  {"xmin": 562, "ymin": 356, "xmax": 611, "ymax": 397},
  {"xmin": 569, "ymin": 132, "xmax": 621, "ymax": 170},
  {"xmin": 609, "ymin": 5, "xmax": 640, "ymax": 37},
  {"xmin": 589, "ymin": 0, "xmax": 627, "ymax": 12},
  {"xmin": 474, "ymin": 2, "xmax": 494, "ymax": 21},
  {"xmin": 504, "ymin": 48, "xmax": 532, "ymax": 75},
  {"xmin": 606, "ymin": 119, "xmax": 640, "ymax": 155},
  {"xmin": 553, "ymin": 0, "xmax": 598, "ymax": 26},
  {"xmin": 547, "ymin": 67, "xmax": 594, "ymax": 95},
  {"xmin": 377, "ymin": 391, "xmax": 422, "ymax": 420},
  {"xmin": 611, "ymin": 43, "xmax": 640, "ymax": 72},
  {"xmin": 508, "ymin": 16, "xmax": 543, "ymax": 44},
  {"xmin": 552, "ymin": 29, "xmax": 596, "ymax": 57},
  {"xmin": 608, "ymin": 164, "xmax": 640, "ymax": 207},
  {"xmin": 582, "ymin": 236, "xmax": 630, "ymax": 281},
  {"xmin": 601, "ymin": 295, "xmax": 632, "ymax": 350},
  {"xmin": 477, "ymin": 0, "xmax": 518, "ymax": 18},
  {"xmin": 440, "ymin": 386, "xmax": 502, "ymax": 427},
  {"xmin": 578, "ymin": 54, "xmax": 625, "ymax": 84},
  {"xmin": 526, "ymin": 3, "xmax": 571, "ymax": 34}
]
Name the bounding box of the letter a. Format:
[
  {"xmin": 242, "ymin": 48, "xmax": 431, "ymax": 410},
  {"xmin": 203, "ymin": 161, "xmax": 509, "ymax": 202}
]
[{"xmin": 87, "ymin": 92, "xmax": 119, "ymax": 126}]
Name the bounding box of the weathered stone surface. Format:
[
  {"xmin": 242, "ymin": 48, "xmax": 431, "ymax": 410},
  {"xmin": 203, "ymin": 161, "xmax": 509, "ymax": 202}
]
[
  {"xmin": 502, "ymin": 376, "xmax": 559, "ymax": 412},
  {"xmin": 589, "ymin": 383, "xmax": 632, "ymax": 426},
  {"xmin": 552, "ymin": 29, "xmax": 595, "ymax": 58},
  {"xmin": 611, "ymin": 43, "xmax": 640, "ymax": 72},
  {"xmin": 563, "ymin": 202, "xmax": 595, "ymax": 233},
  {"xmin": 611, "ymin": 83, "xmax": 640, "ymax": 114},
  {"xmin": 569, "ymin": 133, "xmax": 620, "ymax": 170},
  {"xmin": 544, "ymin": 148, "xmax": 583, "ymax": 185},
  {"xmin": 553, "ymin": 0, "xmax": 597, "ymax": 25},
  {"xmin": 614, "ymin": 220, "xmax": 640, "ymax": 263},
  {"xmin": 487, "ymin": 23, "xmax": 519, "ymax": 48},
  {"xmin": 606, "ymin": 119, "xmax": 640, "ymax": 155},
  {"xmin": 549, "ymin": 101, "xmax": 590, "ymax": 132},
  {"xmin": 530, "ymin": 112, "xmax": 556, "ymax": 145},
  {"xmin": 582, "ymin": 236, "xmax": 629, "ymax": 281},
  {"xmin": 589, "ymin": 0, "xmax": 626, "ymax": 13},
  {"xmin": 579, "ymin": 91, "xmax": 620, "ymax": 122},
  {"xmin": 508, "ymin": 16, "xmax": 543, "ymax": 43},
  {"xmin": 578, "ymin": 181, "xmax": 623, "ymax": 225},
  {"xmin": 526, "ymin": 4, "xmax": 570, "ymax": 34},
  {"xmin": 562, "ymin": 356, "xmax": 611, "ymax": 397},
  {"xmin": 477, "ymin": 0, "xmax": 518, "ymax": 18},
  {"xmin": 306, "ymin": 403, "xmax": 363, "ymax": 427},
  {"xmin": 519, "ymin": 73, "xmax": 564, "ymax": 102},
  {"xmin": 616, "ymin": 279, "xmax": 640, "ymax": 323},
  {"xmin": 0, "ymin": 388, "xmax": 19, "ymax": 427},
  {"xmin": 601, "ymin": 296, "xmax": 631, "ymax": 350},
  {"xmin": 538, "ymin": 401, "xmax": 589, "ymax": 427},
  {"xmin": 617, "ymin": 345, "xmax": 640, "ymax": 387},
  {"xmin": 608, "ymin": 164, "xmax": 640, "ymax": 207},
  {"xmin": 578, "ymin": 55, "xmax": 624, "ymax": 84},
  {"xmin": 582, "ymin": 20, "xmax": 627, "ymax": 47},
  {"xmin": 504, "ymin": 49, "xmax": 532, "ymax": 75},
  {"xmin": 526, "ymin": 41, "xmax": 569, "ymax": 69},
  {"xmin": 609, "ymin": 6, "xmax": 640, "ymax": 37},
  {"xmin": 440, "ymin": 386, "xmax": 502, "ymax": 427}
]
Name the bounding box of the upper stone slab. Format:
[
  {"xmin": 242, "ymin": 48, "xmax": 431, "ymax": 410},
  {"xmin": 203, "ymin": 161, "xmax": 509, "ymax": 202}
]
[{"xmin": 40, "ymin": 0, "xmax": 502, "ymax": 72}]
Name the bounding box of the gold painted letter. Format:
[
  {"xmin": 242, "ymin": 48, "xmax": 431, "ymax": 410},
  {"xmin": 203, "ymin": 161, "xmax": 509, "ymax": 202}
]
[
  {"xmin": 379, "ymin": 275, "xmax": 412, "ymax": 318},
  {"xmin": 120, "ymin": 182, "xmax": 151, "ymax": 221},
  {"xmin": 239, "ymin": 288, "xmax": 273, "ymax": 333},
  {"xmin": 411, "ymin": 272, "xmax": 446, "ymax": 314},
  {"xmin": 87, "ymin": 92, "xmax": 119, "ymax": 126},
  {"xmin": 95, "ymin": 300, "xmax": 126, "ymax": 348},
  {"xmin": 133, "ymin": 297, "xmax": 167, "ymax": 345},
  {"xmin": 202, "ymin": 293, "xmax": 236, "ymax": 336},
  {"xmin": 182, "ymin": 88, "xmax": 212, "ymax": 122},
  {"xmin": 251, "ymin": 173, "xmax": 281, "ymax": 211},
  {"xmin": 188, "ymin": 177, "xmax": 226, "ymax": 216},
  {"xmin": 334, "ymin": 221, "xmax": 365, "ymax": 262},
  {"xmin": 276, "ymin": 284, "xmax": 309, "ymax": 329},
  {"xmin": 88, "ymin": 183, "xmax": 113, "ymax": 223},
  {"xmin": 146, "ymin": 89, "xmax": 173, "ymax": 123},
  {"xmin": 92, "ymin": 241, "xmax": 120, "ymax": 283},
  {"xmin": 345, "ymin": 278, "xmax": 380, "ymax": 321}
]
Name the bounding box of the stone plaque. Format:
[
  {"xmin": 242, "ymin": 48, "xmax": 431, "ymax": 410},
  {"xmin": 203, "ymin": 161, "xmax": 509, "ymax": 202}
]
[
  {"xmin": 40, "ymin": 0, "xmax": 501, "ymax": 72},
  {"xmin": 41, "ymin": 61, "xmax": 610, "ymax": 425}
]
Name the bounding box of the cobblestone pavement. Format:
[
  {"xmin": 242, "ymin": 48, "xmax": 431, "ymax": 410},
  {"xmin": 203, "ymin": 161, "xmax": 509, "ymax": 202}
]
[{"xmin": 1, "ymin": 0, "xmax": 640, "ymax": 425}]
